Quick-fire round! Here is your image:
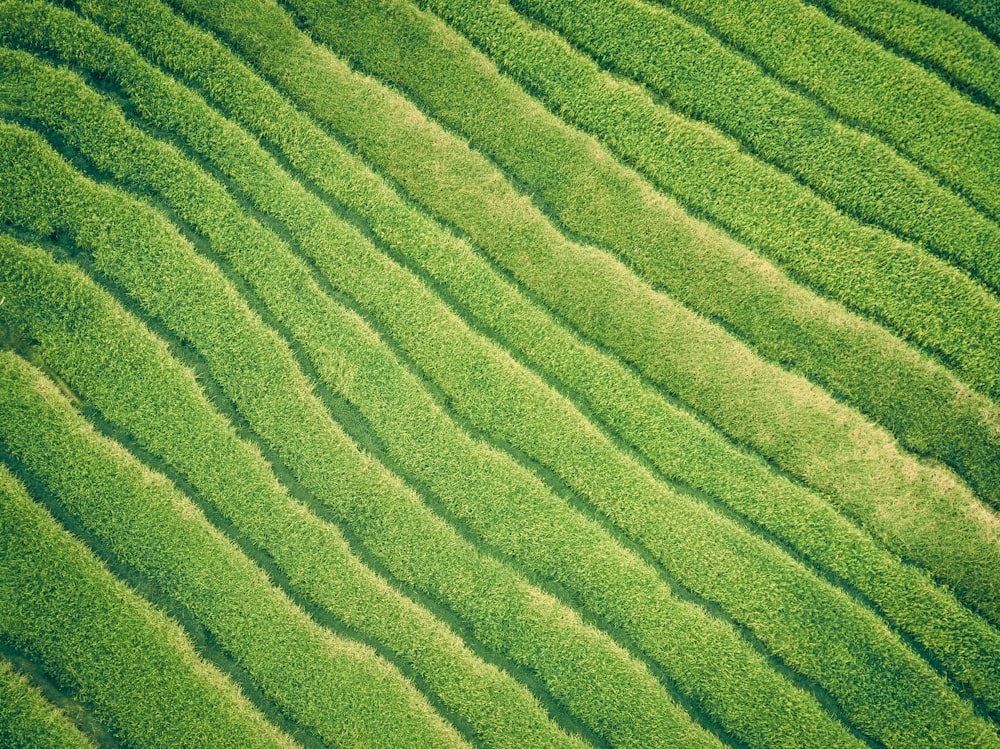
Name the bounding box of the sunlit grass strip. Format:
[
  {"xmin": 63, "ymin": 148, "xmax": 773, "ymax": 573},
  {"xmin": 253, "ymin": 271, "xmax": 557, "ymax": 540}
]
[
  {"xmin": 0, "ymin": 459, "xmax": 296, "ymax": 749},
  {"xmin": 0, "ymin": 234, "xmax": 588, "ymax": 749},
  {"xmin": 11, "ymin": 0, "xmax": 999, "ymax": 719},
  {"xmin": 0, "ymin": 123, "xmax": 720, "ymax": 749},
  {"xmin": 807, "ymin": 0, "xmax": 1000, "ymax": 110},
  {"xmin": 0, "ymin": 658, "xmax": 95, "ymax": 749},
  {"xmin": 0, "ymin": 329, "xmax": 467, "ymax": 749},
  {"xmin": 508, "ymin": 0, "xmax": 1000, "ymax": 291},
  {"xmin": 646, "ymin": 0, "xmax": 1000, "ymax": 221},
  {"xmin": 155, "ymin": 0, "xmax": 1000, "ymax": 630},
  {"xmin": 920, "ymin": 0, "xmax": 1000, "ymax": 45}
]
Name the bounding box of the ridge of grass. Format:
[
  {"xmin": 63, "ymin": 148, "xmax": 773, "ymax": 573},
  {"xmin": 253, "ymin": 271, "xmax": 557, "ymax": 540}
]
[
  {"xmin": 0, "ymin": 232, "xmax": 589, "ymax": 749},
  {"xmin": 0, "ymin": 657, "xmax": 97, "ymax": 749},
  {"xmin": 507, "ymin": 0, "xmax": 1000, "ymax": 291},
  {"xmin": 804, "ymin": 0, "xmax": 1000, "ymax": 111},
  {"xmin": 645, "ymin": 0, "xmax": 1000, "ymax": 222},
  {"xmin": 0, "ymin": 458, "xmax": 298, "ymax": 749},
  {"xmin": 0, "ymin": 313, "xmax": 469, "ymax": 748}
]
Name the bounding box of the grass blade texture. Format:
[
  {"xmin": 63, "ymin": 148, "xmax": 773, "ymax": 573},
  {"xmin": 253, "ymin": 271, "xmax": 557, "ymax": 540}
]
[{"xmin": 3, "ymin": 0, "xmax": 999, "ymax": 745}]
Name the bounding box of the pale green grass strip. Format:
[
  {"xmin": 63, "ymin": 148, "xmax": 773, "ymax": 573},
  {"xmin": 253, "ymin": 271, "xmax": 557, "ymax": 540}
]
[
  {"xmin": 25, "ymin": 1, "xmax": 1000, "ymax": 718},
  {"xmin": 0, "ymin": 658, "xmax": 96, "ymax": 749},
  {"xmin": 0, "ymin": 236, "xmax": 587, "ymax": 749},
  {"xmin": 152, "ymin": 0, "xmax": 1000, "ymax": 629},
  {"xmin": 0, "ymin": 336, "xmax": 467, "ymax": 749},
  {"xmin": 646, "ymin": 0, "xmax": 1000, "ymax": 222},
  {"xmin": 0, "ymin": 122, "xmax": 719, "ymax": 749},
  {"xmin": 806, "ymin": 0, "xmax": 1000, "ymax": 110},
  {"xmin": 0, "ymin": 460, "xmax": 296, "ymax": 749},
  {"xmin": 509, "ymin": 0, "xmax": 1000, "ymax": 292},
  {"xmin": 5, "ymin": 48, "xmax": 901, "ymax": 749}
]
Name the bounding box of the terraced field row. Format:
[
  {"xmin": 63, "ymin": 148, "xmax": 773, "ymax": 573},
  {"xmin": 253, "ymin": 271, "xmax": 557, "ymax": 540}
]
[{"xmin": 1, "ymin": 0, "xmax": 998, "ymax": 747}]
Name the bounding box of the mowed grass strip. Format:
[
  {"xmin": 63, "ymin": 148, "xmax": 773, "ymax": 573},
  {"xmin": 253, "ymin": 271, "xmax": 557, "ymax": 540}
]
[
  {"xmin": 0, "ymin": 336, "xmax": 467, "ymax": 748},
  {"xmin": 1, "ymin": 54, "xmax": 868, "ymax": 749},
  {"xmin": 0, "ymin": 658, "xmax": 96, "ymax": 749},
  {"xmin": 807, "ymin": 0, "xmax": 1000, "ymax": 110},
  {"xmin": 289, "ymin": 0, "xmax": 1000, "ymax": 417},
  {"xmin": 647, "ymin": 0, "xmax": 1000, "ymax": 221},
  {"xmin": 508, "ymin": 0, "xmax": 1000, "ymax": 292},
  {"xmin": 14, "ymin": 0, "xmax": 1000, "ymax": 719},
  {"xmin": 0, "ymin": 123, "xmax": 721, "ymax": 749},
  {"xmin": 0, "ymin": 460, "xmax": 296, "ymax": 749},
  {"xmin": 153, "ymin": 0, "xmax": 1000, "ymax": 627},
  {"xmin": 0, "ymin": 238, "xmax": 586, "ymax": 749}
]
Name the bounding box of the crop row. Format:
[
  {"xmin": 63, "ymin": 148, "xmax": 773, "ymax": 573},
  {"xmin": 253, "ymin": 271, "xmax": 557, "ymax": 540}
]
[
  {"xmin": 647, "ymin": 0, "xmax": 1000, "ymax": 221},
  {"xmin": 0, "ymin": 455, "xmax": 295, "ymax": 749},
  {"xmin": 807, "ymin": 0, "xmax": 1000, "ymax": 110},
  {"xmin": 0, "ymin": 232, "xmax": 586, "ymax": 749},
  {"xmin": 15, "ymin": 0, "xmax": 999, "ymax": 719},
  {"xmin": 0, "ymin": 656, "xmax": 95, "ymax": 749},
  {"xmin": 1, "ymin": 58, "xmax": 859, "ymax": 748},
  {"xmin": 509, "ymin": 0, "xmax": 1000, "ymax": 293},
  {"xmin": 6, "ymin": 32, "xmax": 1000, "ymax": 749},
  {"xmin": 0, "ymin": 121, "xmax": 723, "ymax": 749},
  {"xmin": 151, "ymin": 0, "xmax": 1000, "ymax": 627}
]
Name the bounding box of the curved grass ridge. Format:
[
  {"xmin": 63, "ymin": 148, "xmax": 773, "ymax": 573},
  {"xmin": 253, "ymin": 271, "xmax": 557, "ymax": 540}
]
[
  {"xmin": 0, "ymin": 345, "xmax": 469, "ymax": 749},
  {"xmin": 0, "ymin": 658, "xmax": 96, "ymax": 749},
  {"xmin": 8, "ymin": 0, "xmax": 999, "ymax": 721},
  {"xmin": 920, "ymin": 0, "xmax": 1000, "ymax": 46},
  {"xmin": 805, "ymin": 0, "xmax": 1000, "ymax": 110},
  {"xmin": 646, "ymin": 0, "xmax": 1000, "ymax": 223},
  {"xmin": 0, "ymin": 65, "xmax": 866, "ymax": 749},
  {"xmin": 507, "ymin": 0, "xmax": 1000, "ymax": 293},
  {"xmin": 0, "ymin": 459, "xmax": 297, "ymax": 749},
  {"xmin": 0, "ymin": 123, "xmax": 724, "ymax": 749},
  {"xmin": 0, "ymin": 239, "xmax": 588, "ymax": 749},
  {"xmin": 148, "ymin": 0, "xmax": 1000, "ymax": 628}
]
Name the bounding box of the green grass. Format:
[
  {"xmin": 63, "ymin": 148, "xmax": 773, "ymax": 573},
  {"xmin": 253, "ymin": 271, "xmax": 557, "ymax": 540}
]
[
  {"xmin": 0, "ymin": 658, "xmax": 96, "ymax": 749},
  {"xmin": 150, "ymin": 0, "xmax": 1000, "ymax": 629},
  {"xmin": 645, "ymin": 0, "xmax": 1000, "ymax": 221},
  {"xmin": 0, "ymin": 120, "xmax": 724, "ymax": 749},
  {"xmin": 3, "ymin": 0, "xmax": 999, "ymax": 745},
  {"xmin": 6, "ymin": 1, "xmax": 996, "ymax": 723},
  {"xmin": 805, "ymin": 0, "xmax": 1000, "ymax": 110},
  {"xmin": 506, "ymin": 0, "xmax": 1000, "ymax": 291},
  {"xmin": 0, "ymin": 459, "xmax": 297, "ymax": 749},
  {"xmin": 0, "ymin": 332, "xmax": 466, "ymax": 749},
  {"xmin": 0, "ymin": 233, "xmax": 585, "ymax": 749}
]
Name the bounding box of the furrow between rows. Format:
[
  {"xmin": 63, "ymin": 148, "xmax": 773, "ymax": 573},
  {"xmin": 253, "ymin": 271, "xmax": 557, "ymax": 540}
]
[{"xmin": 0, "ymin": 652, "xmax": 101, "ymax": 749}]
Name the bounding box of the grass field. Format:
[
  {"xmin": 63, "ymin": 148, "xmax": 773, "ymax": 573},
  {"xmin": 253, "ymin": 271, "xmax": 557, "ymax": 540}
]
[{"xmin": 0, "ymin": 0, "xmax": 998, "ymax": 747}]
